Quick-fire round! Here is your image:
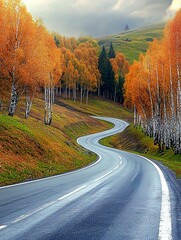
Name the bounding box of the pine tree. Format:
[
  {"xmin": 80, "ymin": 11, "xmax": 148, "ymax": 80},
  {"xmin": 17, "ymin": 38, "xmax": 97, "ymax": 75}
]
[
  {"xmin": 118, "ymin": 75, "xmax": 124, "ymax": 104},
  {"xmin": 98, "ymin": 46, "xmax": 108, "ymax": 95},
  {"xmin": 107, "ymin": 60, "xmax": 115, "ymax": 99},
  {"xmin": 108, "ymin": 42, "xmax": 116, "ymax": 59},
  {"xmin": 99, "ymin": 46, "xmax": 115, "ymax": 99},
  {"xmin": 124, "ymin": 24, "xmax": 129, "ymax": 32}
]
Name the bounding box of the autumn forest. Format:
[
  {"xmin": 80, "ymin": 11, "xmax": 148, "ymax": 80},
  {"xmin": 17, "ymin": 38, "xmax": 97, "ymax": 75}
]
[
  {"xmin": 124, "ymin": 10, "xmax": 181, "ymax": 153},
  {"xmin": 0, "ymin": 0, "xmax": 181, "ymax": 154}
]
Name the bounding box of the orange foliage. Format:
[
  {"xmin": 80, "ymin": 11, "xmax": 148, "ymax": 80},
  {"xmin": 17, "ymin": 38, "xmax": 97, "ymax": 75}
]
[
  {"xmin": 0, "ymin": 0, "xmax": 101, "ymax": 115},
  {"xmin": 124, "ymin": 10, "xmax": 181, "ymax": 152}
]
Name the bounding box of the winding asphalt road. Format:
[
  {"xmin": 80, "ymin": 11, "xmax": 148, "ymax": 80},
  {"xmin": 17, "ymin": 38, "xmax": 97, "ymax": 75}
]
[{"xmin": 0, "ymin": 117, "xmax": 180, "ymax": 240}]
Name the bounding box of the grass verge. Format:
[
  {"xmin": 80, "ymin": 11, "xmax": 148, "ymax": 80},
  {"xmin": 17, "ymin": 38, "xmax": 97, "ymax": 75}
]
[
  {"xmin": 100, "ymin": 124, "xmax": 181, "ymax": 178},
  {"xmin": 0, "ymin": 96, "xmax": 132, "ymax": 186},
  {"xmin": 98, "ymin": 23, "xmax": 165, "ymax": 64}
]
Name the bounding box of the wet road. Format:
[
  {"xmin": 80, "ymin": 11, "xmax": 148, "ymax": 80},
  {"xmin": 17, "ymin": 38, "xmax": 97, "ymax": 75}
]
[{"xmin": 0, "ymin": 117, "xmax": 180, "ymax": 240}]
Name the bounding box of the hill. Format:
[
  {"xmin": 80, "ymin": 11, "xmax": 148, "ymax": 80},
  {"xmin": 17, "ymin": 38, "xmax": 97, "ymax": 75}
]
[
  {"xmin": 0, "ymin": 97, "xmax": 132, "ymax": 186},
  {"xmin": 101, "ymin": 125, "xmax": 181, "ymax": 178},
  {"xmin": 97, "ymin": 22, "xmax": 165, "ymax": 64},
  {"xmin": 0, "ymin": 96, "xmax": 180, "ymax": 186}
]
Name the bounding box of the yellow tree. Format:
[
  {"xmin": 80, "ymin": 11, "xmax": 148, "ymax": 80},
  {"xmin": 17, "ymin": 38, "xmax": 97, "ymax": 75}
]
[
  {"xmin": 1, "ymin": 0, "xmax": 35, "ymax": 116},
  {"xmin": 43, "ymin": 33, "xmax": 62, "ymax": 125},
  {"xmin": 110, "ymin": 52, "xmax": 129, "ymax": 102},
  {"xmin": 164, "ymin": 10, "xmax": 181, "ymax": 152},
  {"xmin": 60, "ymin": 47, "xmax": 75, "ymax": 98},
  {"xmin": 74, "ymin": 42, "xmax": 100, "ymax": 104},
  {"xmin": 124, "ymin": 9, "xmax": 181, "ymax": 153},
  {"xmin": 0, "ymin": 0, "xmax": 9, "ymax": 111}
]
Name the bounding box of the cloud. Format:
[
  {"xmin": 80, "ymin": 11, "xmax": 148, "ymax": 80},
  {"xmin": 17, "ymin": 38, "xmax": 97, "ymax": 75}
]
[
  {"xmin": 113, "ymin": 0, "xmax": 124, "ymax": 11},
  {"xmin": 165, "ymin": 0, "xmax": 181, "ymax": 18},
  {"xmin": 22, "ymin": 0, "xmax": 172, "ymax": 37}
]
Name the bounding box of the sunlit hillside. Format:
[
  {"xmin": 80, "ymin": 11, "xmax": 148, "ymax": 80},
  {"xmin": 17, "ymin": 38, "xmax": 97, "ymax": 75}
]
[
  {"xmin": 0, "ymin": 97, "xmax": 132, "ymax": 186},
  {"xmin": 97, "ymin": 22, "xmax": 165, "ymax": 63}
]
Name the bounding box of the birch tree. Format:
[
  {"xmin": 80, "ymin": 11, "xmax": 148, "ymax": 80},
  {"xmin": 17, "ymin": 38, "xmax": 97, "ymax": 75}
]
[{"xmin": 124, "ymin": 9, "xmax": 181, "ymax": 153}]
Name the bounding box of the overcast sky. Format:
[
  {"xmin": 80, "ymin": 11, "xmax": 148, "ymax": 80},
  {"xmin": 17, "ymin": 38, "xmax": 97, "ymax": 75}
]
[{"xmin": 22, "ymin": 0, "xmax": 180, "ymax": 37}]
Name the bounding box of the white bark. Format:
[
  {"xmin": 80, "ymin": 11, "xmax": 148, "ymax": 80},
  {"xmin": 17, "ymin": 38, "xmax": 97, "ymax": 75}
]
[
  {"xmin": 146, "ymin": 60, "xmax": 155, "ymax": 137},
  {"xmin": 25, "ymin": 87, "xmax": 36, "ymax": 119},
  {"xmin": 86, "ymin": 89, "xmax": 89, "ymax": 106},
  {"xmin": 73, "ymin": 82, "xmax": 76, "ymax": 102},
  {"xmin": 44, "ymin": 86, "xmax": 53, "ymax": 125},
  {"xmin": 8, "ymin": 75, "xmax": 18, "ymax": 116},
  {"xmin": 80, "ymin": 85, "xmax": 83, "ymax": 104},
  {"xmin": 134, "ymin": 105, "xmax": 137, "ymax": 126},
  {"xmin": 8, "ymin": 5, "xmax": 21, "ymax": 116}
]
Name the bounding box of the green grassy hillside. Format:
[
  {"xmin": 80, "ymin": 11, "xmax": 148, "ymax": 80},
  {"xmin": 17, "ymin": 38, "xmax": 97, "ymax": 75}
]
[
  {"xmin": 0, "ymin": 95, "xmax": 180, "ymax": 186},
  {"xmin": 97, "ymin": 23, "xmax": 165, "ymax": 63},
  {"xmin": 0, "ymin": 97, "xmax": 132, "ymax": 186},
  {"xmin": 100, "ymin": 125, "xmax": 181, "ymax": 178}
]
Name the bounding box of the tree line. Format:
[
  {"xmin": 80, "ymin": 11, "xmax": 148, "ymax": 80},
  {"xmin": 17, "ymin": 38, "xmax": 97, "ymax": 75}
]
[
  {"xmin": 124, "ymin": 10, "xmax": 181, "ymax": 153},
  {"xmin": 0, "ymin": 0, "xmax": 129, "ymax": 125},
  {"xmin": 98, "ymin": 43, "xmax": 129, "ymax": 103}
]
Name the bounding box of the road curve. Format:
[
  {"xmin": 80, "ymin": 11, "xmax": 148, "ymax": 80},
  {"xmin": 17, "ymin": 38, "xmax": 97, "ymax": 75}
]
[{"xmin": 0, "ymin": 117, "xmax": 180, "ymax": 240}]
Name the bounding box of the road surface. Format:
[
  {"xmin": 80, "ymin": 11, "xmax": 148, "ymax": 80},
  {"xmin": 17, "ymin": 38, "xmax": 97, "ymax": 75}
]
[{"xmin": 0, "ymin": 117, "xmax": 180, "ymax": 240}]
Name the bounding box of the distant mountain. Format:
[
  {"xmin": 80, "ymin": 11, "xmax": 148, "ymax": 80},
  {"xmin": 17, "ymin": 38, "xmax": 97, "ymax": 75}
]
[{"xmin": 97, "ymin": 22, "xmax": 165, "ymax": 64}]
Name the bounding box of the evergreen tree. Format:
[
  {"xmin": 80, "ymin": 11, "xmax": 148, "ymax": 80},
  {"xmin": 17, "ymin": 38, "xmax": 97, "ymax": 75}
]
[
  {"xmin": 53, "ymin": 35, "xmax": 60, "ymax": 47},
  {"xmin": 98, "ymin": 46, "xmax": 115, "ymax": 99},
  {"xmin": 124, "ymin": 24, "xmax": 129, "ymax": 31},
  {"xmin": 117, "ymin": 75, "xmax": 125, "ymax": 104},
  {"xmin": 107, "ymin": 60, "xmax": 115, "ymax": 99},
  {"xmin": 108, "ymin": 42, "xmax": 116, "ymax": 59},
  {"xmin": 98, "ymin": 46, "xmax": 108, "ymax": 95}
]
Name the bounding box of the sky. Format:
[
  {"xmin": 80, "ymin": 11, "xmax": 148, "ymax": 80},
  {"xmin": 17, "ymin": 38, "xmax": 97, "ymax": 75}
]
[{"xmin": 22, "ymin": 0, "xmax": 180, "ymax": 37}]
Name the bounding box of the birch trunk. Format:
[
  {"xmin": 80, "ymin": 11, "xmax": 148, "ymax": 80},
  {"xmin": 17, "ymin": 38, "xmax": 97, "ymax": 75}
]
[
  {"xmin": 97, "ymin": 82, "xmax": 100, "ymax": 97},
  {"xmin": 73, "ymin": 82, "xmax": 76, "ymax": 102},
  {"xmin": 44, "ymin": 86, "xmax": 52, "ymax": 125},
  {"xmin": 176, "ymin": 42, "xmax": 181, "ymax": 152},
  {"xmin": 146, "ymin": 60, "xmax": 155, "ymax": 137},
  {"xmin": 68, "ymin": 84, "xmax": 71, "ymax": 98},
  {"xmin": 169, "ymin": 53, "xmax": 176, "ymax": 149},
  {"xmin": 55, "ymin": 87, "xmax": 59, "ymax": 96},
  {"xmin": 134, "ymin": 105, "xmax": 137, "ymax": 126},
  {"xmin": 8, "ymin": 6, "xmax": 21, "ymax": 116},
  {"xmin": 25, "ymin": 87, "xmax": 36, "ymax": 119},
  {"xmin": 80, "ymin": 85, "xmax": 83, "ymax": 104},
  {"xmin": 8, "ymin": 76, "xmax": 18, "ymax": 116},
  {"xmin": 52, "ymin": 87, "xmax": 54, "ymax": 104},
  {"xmin": 154, "ymin": 67, "xmax": 161, "ymax": 147},
  {"xmin": 59, "ymin": 85, "xmax": 62, "ymax": 97},
  {"xmin": 86, "ymin": 89, "xmax": 89, "ymax": 106},
  {"xmin": 65, "ymin": 81, "xmax": 68, "ymax": 98}
]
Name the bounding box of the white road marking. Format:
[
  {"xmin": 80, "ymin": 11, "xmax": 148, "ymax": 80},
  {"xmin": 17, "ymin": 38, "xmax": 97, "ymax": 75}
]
[
  {"xmin": 0, "ymin": 153, "xmax": 101, "ymax": 190},
  {"xmin": 58, "ymin": 185, "xmax": 87, "ymax": 201},
  {"xmin": 93, "ymin": 159, "xmax": 122, "ymax": 183},
  {"xmin": 11, "ymin": 185, "xmax": 87, "ymax": 224},
  {"xmin": 0, "ymin": 119, "xmax": 122, "ymax": 190},
  {"xmin": 1, "ymin": 117, "xmax": 172, "ymax": 240},
  {"xmin": 1, "ymin": 185, "xmax": 87, "ymax": 229},
  {"xmin": 12, "ymin": 215, "xmax": 30, "ymax": 223},
  {"xmin": 0, "ymin": 117, "xmax": 125, "ymax": 231},
  {"xmin": 93, "ymin": 170, "xmax": 113, "ymax": 182},
  {"xmin": 0, "ymin": 154, "xmax": 122, "ymax": 230},
  {"xmin": 12, "ymin": 200, "xmax": 57, "ymax": 223},
  {"xmin": 0, "ymin": 225, "xmax": 7, "ymax": 230},
  {"xmin": 0, "ymin": 155, "xmax": 121, "ymax": 230},
  {"xmin": 140, "ymin": 156, "xmax": 172, "ymax": 240}
]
